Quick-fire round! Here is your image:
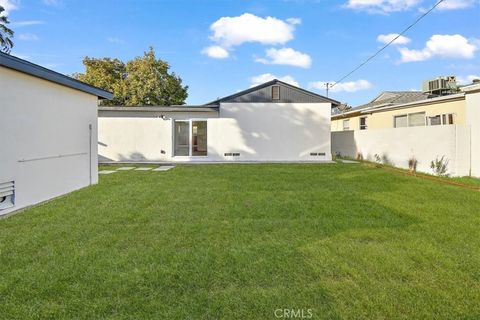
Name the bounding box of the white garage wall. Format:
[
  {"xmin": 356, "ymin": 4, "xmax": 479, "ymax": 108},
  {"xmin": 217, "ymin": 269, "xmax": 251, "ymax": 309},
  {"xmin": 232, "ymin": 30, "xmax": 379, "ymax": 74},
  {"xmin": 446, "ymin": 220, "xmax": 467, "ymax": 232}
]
[
  {"xmin": 331, "ymin": 125, "xmax": 472, "ymax": 176},
  {"xmin": 98, "ymin": 102, "xmax": 332, "ymax": 162},
  {"xmin": 0, "ymin": 67, "xmax": 99, "ymax": 216}
]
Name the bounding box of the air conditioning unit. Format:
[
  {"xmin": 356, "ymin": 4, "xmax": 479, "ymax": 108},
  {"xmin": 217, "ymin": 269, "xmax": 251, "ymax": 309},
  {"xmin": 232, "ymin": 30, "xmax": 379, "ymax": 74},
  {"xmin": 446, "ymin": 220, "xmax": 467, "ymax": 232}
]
[
  {"xmin": 0, "ymin": 181, "xmax": 15, "ymax": 211},
  {"xmin": 422, "ymin": 76, "xmax": 457, "ymax": 95}
]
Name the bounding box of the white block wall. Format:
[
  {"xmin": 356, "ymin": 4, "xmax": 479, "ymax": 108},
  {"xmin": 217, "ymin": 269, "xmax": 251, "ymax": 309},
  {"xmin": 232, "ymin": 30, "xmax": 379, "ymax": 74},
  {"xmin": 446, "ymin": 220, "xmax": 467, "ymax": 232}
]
[
  {"xmin": 0, "ymin": 67, "xmax": 99, "ymax": 216},
  {"xmin": 332, "ymin": 125, "xmax": 472, "ymax": 176},
  {"xmin": 465, "ymin": 90, "xmax": 480, "ymax": 177}
]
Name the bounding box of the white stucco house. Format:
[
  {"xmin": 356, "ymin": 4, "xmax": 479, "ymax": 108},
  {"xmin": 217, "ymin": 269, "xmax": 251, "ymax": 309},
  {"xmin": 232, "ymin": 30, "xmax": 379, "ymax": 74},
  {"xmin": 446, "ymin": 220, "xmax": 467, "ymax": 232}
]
[
  {"xmin": 98, "ymin": 80, "xmax": 340, "ymax": 163},
  {"xmin": 0, "ymin": 53, "xmax": 112, "ymax": 216}
]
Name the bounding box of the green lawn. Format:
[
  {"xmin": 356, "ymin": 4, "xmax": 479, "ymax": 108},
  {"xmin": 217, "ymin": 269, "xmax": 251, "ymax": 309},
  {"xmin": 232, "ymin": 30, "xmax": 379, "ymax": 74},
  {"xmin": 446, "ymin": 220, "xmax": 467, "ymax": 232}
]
[{"xmin": 1, "ymin": 164, "xmax": 479, "ymax": 319}]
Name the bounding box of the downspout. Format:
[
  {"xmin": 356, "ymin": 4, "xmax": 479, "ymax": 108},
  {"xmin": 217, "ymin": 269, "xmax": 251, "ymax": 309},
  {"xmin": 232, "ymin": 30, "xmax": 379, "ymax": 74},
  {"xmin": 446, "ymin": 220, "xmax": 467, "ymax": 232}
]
[{"xmin": 89, "ymin": 123, "xmax": 92, "ymax": 185}]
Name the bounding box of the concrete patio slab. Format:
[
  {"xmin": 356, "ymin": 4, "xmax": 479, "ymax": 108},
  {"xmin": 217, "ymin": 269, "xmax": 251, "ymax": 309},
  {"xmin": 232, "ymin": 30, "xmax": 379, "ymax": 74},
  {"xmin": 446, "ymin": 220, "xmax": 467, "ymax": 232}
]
[
  {"xmin": 117, "ymin": 167, "xmax": 136, "ymax": 171},
  {"xmin": 99, "ymin": 170, "xmax": 116, "ymax": 174},
  {"xmin": 153, "ymin": 166, "xmax": 175, "ymax": 171},
  {"xmin": 134, "ymin": 167, "xmax": 153, "ymax": 171}
]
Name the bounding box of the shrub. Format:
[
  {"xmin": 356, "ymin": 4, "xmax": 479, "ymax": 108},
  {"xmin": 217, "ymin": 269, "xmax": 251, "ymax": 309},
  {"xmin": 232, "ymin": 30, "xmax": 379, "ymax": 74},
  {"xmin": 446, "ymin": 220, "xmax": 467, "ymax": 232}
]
[
  {"xmin": 381, "ymin": 154, "xmax": 392, "ymax": 166},
  {"xmin": 408, "ymin": 157, "xmax": 418, "ymax": 173},
  {"xmin": 430, "ymin": 156, "xmax": 449, "ymax": 177}
]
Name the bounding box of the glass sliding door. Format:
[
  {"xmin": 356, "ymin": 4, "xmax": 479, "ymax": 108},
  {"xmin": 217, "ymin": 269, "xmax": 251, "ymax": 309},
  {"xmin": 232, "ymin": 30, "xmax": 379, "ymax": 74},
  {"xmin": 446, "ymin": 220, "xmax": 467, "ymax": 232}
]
[
  {"xmin": 174, "ymin": 121, "xmax": 189, "ymax": 156},
  {"xmin": 173, "ymin": 120, "xmax": 208, "ymax": 156},
  {"xmin": 192, "ymin": 121, "xmax": 207, "ymax": 156}
]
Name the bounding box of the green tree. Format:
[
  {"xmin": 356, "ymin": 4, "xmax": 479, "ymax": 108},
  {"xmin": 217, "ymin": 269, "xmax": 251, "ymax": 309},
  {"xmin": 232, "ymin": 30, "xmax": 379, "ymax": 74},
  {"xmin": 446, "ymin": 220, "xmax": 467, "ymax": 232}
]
[
  {"xmin": 74, "ymin": 57, "xmax": 127, "ymax": 106},
  {"xmin": 0, "ymin": 5, "xmax": 14, "ymax": 53},
  {"xmin": 74, "ymin": 47, "xmax": 188, "ymax": 106}
]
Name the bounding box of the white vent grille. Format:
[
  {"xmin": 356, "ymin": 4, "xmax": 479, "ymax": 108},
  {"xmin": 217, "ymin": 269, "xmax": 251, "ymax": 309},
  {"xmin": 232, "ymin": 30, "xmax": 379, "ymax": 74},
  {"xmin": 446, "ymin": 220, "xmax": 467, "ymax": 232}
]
[{"xmin": 0, "ymin": 181, "xmax": 15, "ymax": 210}]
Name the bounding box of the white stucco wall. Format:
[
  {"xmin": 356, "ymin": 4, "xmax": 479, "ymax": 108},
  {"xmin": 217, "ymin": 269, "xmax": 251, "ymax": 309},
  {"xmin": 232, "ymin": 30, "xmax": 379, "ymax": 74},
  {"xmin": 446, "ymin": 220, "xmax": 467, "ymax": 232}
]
[
  {"xmin": 331, "ymin": 125, "xmax": 472, "ymax": 176},
  {"xmin": 465, "ymin": 89, "xmax": 480, "ymax": 177},
  {"xmin": 98, "ymin": 102, "xmax": 332, "ymax": 162},
  {"xmin": 0, "ymin": 67, "xmax": 99, "ymax": 215},
  {"xmin": 218, "ymin": 102, "xmax": 332, "ymax": 161}
]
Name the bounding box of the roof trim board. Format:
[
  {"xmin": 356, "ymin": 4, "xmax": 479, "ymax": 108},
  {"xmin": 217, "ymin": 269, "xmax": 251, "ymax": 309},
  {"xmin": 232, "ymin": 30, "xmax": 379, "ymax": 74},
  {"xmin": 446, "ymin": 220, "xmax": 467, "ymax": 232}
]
[{"xmin": 98, "ymin": 106, "xmax": 218, "ymax": 112}]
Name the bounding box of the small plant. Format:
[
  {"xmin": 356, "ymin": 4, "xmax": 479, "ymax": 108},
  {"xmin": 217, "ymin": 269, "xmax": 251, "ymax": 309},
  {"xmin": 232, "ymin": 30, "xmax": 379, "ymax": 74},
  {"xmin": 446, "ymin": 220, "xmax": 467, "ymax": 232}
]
[
  {"xmin": 356, "ymin": 152, "xmax": 364, "ymax": 161},
  {"xmin": 381, "ymin": 154, "xmax": 392, "ymax": 166},
  {"xmin": 430, "ymin": 156, "xmax": 449, "ymax": 177},
  {"xmin": 331, "ymin": 153, "xmax": 337, "ymax": 161},
  {"xmin": 373, "ymin": 154, "xmax": 383, "ymax": 167},
  {"xmin": 408, "ymin": 157, "xmax": 418, "ymax": 173}
]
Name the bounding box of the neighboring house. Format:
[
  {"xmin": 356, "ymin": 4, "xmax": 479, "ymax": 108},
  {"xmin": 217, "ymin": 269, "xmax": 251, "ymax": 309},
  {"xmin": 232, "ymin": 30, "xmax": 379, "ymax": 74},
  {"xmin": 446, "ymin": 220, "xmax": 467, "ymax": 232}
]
[
  {"xmin": 0, "ymin": 53, "xmax": 112, "ymax": 216},
  {"xmin": 331, "ymin": 81, "xmax": 480, "ymax": 177},
  {"xmin": 98, "ymin": 80, "xmax": 339, "ymax": 163}
]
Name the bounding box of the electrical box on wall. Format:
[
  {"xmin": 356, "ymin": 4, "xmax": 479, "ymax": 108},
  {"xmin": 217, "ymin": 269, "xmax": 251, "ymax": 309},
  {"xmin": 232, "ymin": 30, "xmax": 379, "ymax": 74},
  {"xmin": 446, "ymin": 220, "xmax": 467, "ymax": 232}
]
[{"xmin": 0, "ymin": 181, "xmax": 15, "ymax": 211}]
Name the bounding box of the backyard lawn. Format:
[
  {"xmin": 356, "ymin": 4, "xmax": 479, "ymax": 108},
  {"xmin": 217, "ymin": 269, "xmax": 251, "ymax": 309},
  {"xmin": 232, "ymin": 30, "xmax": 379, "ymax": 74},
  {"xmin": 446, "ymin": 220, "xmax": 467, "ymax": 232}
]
[{"xmin": 1, "ymin": 163, "xmax": 479, "ymax": 319}]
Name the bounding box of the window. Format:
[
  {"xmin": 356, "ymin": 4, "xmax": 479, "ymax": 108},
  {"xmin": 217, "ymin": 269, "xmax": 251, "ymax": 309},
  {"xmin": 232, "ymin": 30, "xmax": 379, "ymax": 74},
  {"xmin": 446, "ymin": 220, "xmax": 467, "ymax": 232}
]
[
  {"xmin": 192, "ymin": 121, "xmax": 207, "ymax": 156},
  {"xmin": 343, "ymin": 119, "xmax": 350, "ymax": 131},
  {"xmin": 428, "ymin": 115, "xmax": 441, "ymax": 126},
  {"xmin": 394, "ymin": 112, "xmax": 426, "ymax": 128},
  {"xmin": 446, "ymin": 113, "xmax": 454, "ymax": 125},
  {"xmin": 441, "ymin": 113, "xmax": 454, "ymax": 125},
  {"xmin": 359, "ymin": 117, "xmax": 367, "ymax": 130},
  {"xmin": 427, "ymin": 113, "xmax": 455, "ymax": 126},
  {"xmin": 174, "ymin": 120, "xmax": 208, "ymax": 156},
  {"xmin": 408, "ymin": 112, "xmax": 426, "ymax": 127},
  {"xmin": 394, "ymin": 115, "xmax": 407, "ymax": 128},
  {"xmin": 272, "ymin": 85, "xmax": 280, "ymax": 100},
  {"xmin": 174, "ymin": 121, "xmax": 189, "ymax": 156}
]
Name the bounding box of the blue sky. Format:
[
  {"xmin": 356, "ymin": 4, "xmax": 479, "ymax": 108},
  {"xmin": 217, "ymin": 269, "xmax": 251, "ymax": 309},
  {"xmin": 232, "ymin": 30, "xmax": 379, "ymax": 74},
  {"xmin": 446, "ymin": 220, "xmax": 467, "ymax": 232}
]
[{"xmin": 2, "ymin": 0, "xmax": 479, "ymax": 105}]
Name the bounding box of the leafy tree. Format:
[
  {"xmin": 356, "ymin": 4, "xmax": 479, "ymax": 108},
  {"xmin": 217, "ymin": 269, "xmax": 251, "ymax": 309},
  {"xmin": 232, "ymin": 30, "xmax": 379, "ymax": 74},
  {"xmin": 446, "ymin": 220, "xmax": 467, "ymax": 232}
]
[
  {"xmin": 0, "ymin": 5, "xmax": 14, "ymax": 53},
  {"xmin": 74, "ymin": 47, "xmax": 188, "ymax": 106},
  {"xmin": 74, "ymin": 57, "xmax": 127, "ymax": 105}
]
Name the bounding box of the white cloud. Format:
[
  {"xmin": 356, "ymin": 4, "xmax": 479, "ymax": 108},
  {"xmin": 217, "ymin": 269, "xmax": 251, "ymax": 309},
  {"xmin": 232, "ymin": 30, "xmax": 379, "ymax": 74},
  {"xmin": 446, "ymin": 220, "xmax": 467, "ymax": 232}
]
[
  {"xmin": 0, "ymin": 0, "xmax": 17, "ymax": 15},
  {"xmin": 399, "ymin": 34, "xmax": 477, "ymax": 62},
  {"xmin": 377, "ymin": 33, "xmax": 411, "ymax": 45},
  {"xmin": 18, "ymin": 33, "xmax": 39, "ymax": 41},
  {"xmin": 255, "ymin": 47, "xmax": 312, "ymax": 68},
  {"xmin": 11, "ymin": 20, "xmax": 45, "ymax": 27},
  {"xmin": 250, "ymin": 73, "xmax": 299, "ymax": 87},
  {"xmin": 309, "ymin": 79, "xmax": 373, "ymax": 93},
  {"xmin": 457, "ymin": 74, "xmax": 480, "ymax": 85},
  {"xmin": 286, "ymin": 17, "xmax": 302, "ymax": 25},
  {"xmin": 201, "ymin": 45, "xmax": 229, "ymax": 59},
  {"xmin": 344, "ymin": 0, "xmax": 421, "ymax": 13},
  {"xmin": 107, "ymin": 37, "xmax": 125, "ymax": 44},
  {"xmin": 42, "ymin": 0, "xmax": 61, "ymax": 5},
  {"xmin": 437, "ymin": 0, "xmax": 478, "ymax": 10},
  {"xmin": 208, "ymin": 13, "xmax": 299, "ymax": 48}
]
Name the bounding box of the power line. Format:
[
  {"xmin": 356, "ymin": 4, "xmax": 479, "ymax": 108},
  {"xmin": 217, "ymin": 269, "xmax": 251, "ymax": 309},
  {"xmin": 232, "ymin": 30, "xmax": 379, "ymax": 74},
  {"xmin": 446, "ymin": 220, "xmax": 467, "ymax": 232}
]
[{"xmin": 329, "ymin": 0, "xmax": 445, "ymax": 90}]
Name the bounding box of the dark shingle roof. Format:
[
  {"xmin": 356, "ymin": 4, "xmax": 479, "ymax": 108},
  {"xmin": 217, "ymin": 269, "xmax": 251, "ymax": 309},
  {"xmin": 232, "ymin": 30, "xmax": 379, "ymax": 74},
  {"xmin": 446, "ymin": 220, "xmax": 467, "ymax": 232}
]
[
  {"xmin": 206, "ymin": 79, "xmax": 340, "ymax": 106},
  {"xmin": 0, "ymin": 52, "xmax": 113, "ymax": 99},
  {"xmin": 351, "ymin": 91, "xmax": 431, "ymax": 112}
]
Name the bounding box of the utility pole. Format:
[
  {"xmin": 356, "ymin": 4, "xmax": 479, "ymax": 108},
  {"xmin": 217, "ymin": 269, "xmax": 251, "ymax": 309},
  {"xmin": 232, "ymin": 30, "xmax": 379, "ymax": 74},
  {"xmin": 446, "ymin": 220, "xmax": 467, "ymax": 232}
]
[{"xmin": 325, "ymin": 82, "xmax": 330, "ymax": 97}]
